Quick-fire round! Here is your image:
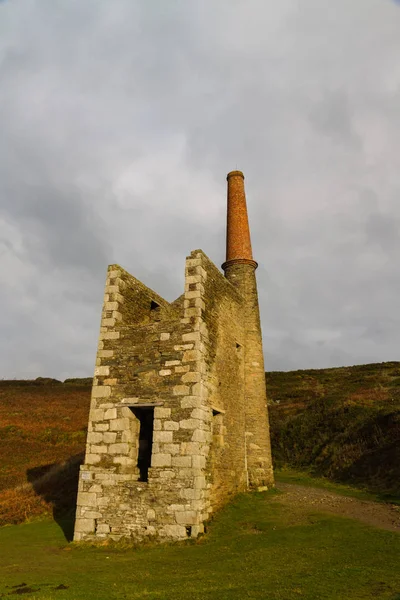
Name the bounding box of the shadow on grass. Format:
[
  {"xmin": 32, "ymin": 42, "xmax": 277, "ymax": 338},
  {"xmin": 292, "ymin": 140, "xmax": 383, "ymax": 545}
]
[{"xmin": 27, "ymin": 452, "xmax": 84, "ymax": 542}]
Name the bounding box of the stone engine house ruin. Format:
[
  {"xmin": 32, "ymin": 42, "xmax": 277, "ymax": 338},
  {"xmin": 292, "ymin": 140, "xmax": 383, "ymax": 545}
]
[{"xmin": 74, "ymin": 170, "xmax": 274, "ymax": 542}]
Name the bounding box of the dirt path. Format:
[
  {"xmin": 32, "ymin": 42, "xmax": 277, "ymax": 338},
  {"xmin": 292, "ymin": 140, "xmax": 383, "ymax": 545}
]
[{"xmin": 275, "ymin": 482, "xmax": 400, "ymax": 533}]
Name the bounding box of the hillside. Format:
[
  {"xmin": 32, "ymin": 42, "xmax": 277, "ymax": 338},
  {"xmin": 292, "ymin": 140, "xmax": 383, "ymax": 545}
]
[
  {"xmin": 0, "ymin": 379, "xmax": 91, "ymax": 526},
  {"xmin": 0, "ymin": 362, "xmax": 399, "ymax": 526},
  {"xmin": 267, "ymin": 361, "xmax": 400, "ymax": 500}
]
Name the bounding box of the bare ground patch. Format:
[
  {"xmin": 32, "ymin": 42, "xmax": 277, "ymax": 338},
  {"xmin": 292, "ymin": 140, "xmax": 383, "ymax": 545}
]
[{"xmin": 276, "ymin": 482, "xmax": 400, "ymax": 532}]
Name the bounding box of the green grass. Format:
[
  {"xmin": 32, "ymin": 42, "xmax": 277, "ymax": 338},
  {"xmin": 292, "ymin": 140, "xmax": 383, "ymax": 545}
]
[{"xmin": 1, "ymin": 490, "xmax": 400, "ymax": 600}]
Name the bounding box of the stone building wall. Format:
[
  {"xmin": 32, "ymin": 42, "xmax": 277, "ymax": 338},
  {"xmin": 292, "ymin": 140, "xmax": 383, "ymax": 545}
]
[
  {"xmin": 223, "ymin": 262, "xmax": 274, "ymax": 489},
  {"xmin": 198, "ymin": 253, "xmax": 248, "ymax": 509},
  {"xmin": 74, "ymin": 249, "xmax": 273, "ymax": 543}
]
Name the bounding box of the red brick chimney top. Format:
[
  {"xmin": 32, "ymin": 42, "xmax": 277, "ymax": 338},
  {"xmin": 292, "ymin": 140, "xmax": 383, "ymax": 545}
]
[{"xmin": 222, "ymin": 170, "xmax": 258, "ymax": 271}]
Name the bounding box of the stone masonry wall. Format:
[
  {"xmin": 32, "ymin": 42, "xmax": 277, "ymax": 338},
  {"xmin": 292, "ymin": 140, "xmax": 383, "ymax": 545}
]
[
  {"xmin": 224, "ymin": 262, "xmax": 274, "ymax": 489},
  {"xmin": 196, "ymin": 253, "xmax": 248, "ymax": 510},
  {"xmin": 75, "ymin": 259, "xmax": 214, "ymax": 541},
  {"xmin": 74, "ymin": 249, "xmax": 273, "ymax": 543}
]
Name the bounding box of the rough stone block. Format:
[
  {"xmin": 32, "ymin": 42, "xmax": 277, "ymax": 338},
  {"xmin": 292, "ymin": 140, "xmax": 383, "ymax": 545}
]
[
  {"xmin": 85, "ymin": 454, "xmax": 101, "ymax": 465},
  {"xmin": 91, "ymin": 445, "xmax": 108, "ymax": 454},
  {"xmin": 151, "ymin": 453, "xmax": 172, "ymax": 467},
  {"xmin": 88, "ymin": 484, "xmax": 102, "ymax": 493},
  {"xmin": 97, "ymin": 350, "xmax": 114, "ymax": 358},
  {"xmin": 92, "ymin": 386, "xmax": 111, "ymax": 398},
  {"xmin": 182, "ymin": 332, "xmax": 200, "ymax": 342},
  {"xmin": 121, "ymin": 430, "xmax": 135, "ymax": 442},
  {"xmin": 174, "ymin": 344, "xmax": 194, "ymax": 351},
  {"xmin": 109, "ymin": 418, "xmax": 130, "ymax": 431},
  {"xmin": 74, "ymin": 518, "xmax": 96, "ymax": 533},
  {"xmin": 191, "ymin": 382, "xmax": 208, "ymax": 398},
  {"xmin": 179, "ymin": 418, "xmax": 200, "ymax": 430},
  {"xmin": 175, "ymin": 511, "xmax": 198, "ymax": 525},
  {"xmin": 181, "ymin": 371, "xmax": 200, "ymax": 383},
  {"xmin": 180, "ymin": 396, "xmax": 202, "ymax": 409},
  {"xmin": 162, "ymin": 524, "xmax": 187, "ymax": 538},
  {"xmin": 192, "ymin": 429, "xmax": 211, "ymax": 443},
  {"xmin": 181, "ymin": 488, "xmax": 201, "ymax": 500},
  {"xmin": 163, "ymin": 420, "xmax": 179, "ymax": 431},
  {"xmin": 192, "ymin": 455, "xmax": 206, "ymax": 469},
  {"xmin": 96, "ymin": 524, "xmax": 110, "ymax": 534},
  {"xmin": 172, "ymin": 456, "xmax": 191, "ymax": 467},
  {"xmin": 180, "ymin": 442, "xmax": 201, "ymax": 454},
  {"xmin": 80, "ymin": 510, "xmax": 102, "ymax": 519},
  {"xmin": 159, "ymin": 369, "xmax": 171, "ymax": 376},
  {"xmin": 94, "ymin": 424, "xmax": 109, "ymax": 431},
  {"xmin": 103, "ymin": 431, "xmax": 117, "ymax": 444},
  {"xmin": 104, "ymin": 302, "xmax": 119, "ymax": 311},
  {"xmin": 87, "ymin": 432, "xmax": 103, "ymax": 444},
  {"xmin": 101, "ymin": 331, "xmax": 120, "ymax": 340},
  {"xmin": 160, "ymin": 332, "xmax": 170, "ymax": 341},
  {"xmin": 113, "ymin": 456, "xmax": 135, "ymax": 466},
  {"xmin": 154, "ymin": 407, "xmax": 171, "ymax": 418},
  {"xmin": 185, "ymin": 290, "xmax": 201, "ymax": 299},
  {"xmin": 166, "ymin": 360, "xmax": 181, "ymax": 367},
  {"xmin": 147, "ymin": 509, "xmax": 156, "ymax": 521},
  {"xmin": 104, "ymin": 408, "xmax": 117, "ymax": 420},
  {"xmin": 191, "ymin": 524, "xmax": 204, "ymax": 537},
  {"xmin": 94, "ymin": 366, "xmax": 110, "ymax": 377},
  {"xmin": 194, "ymin": 475, "xmax": 206, "ymax": 489},
  {"xmin": 77, "ymin": 492, "xmax": 97, "ymax": 507},
  {"xmin": 175, "ymin": 365, "xmax": 190, "ymax": 373},
  {"xmin": 168, "ymin": 504, "xmax": 185, "ymax": 512},
  {"xmin": 109, "ymin": 443, "xmax": 129, "ymax": 454},
  {"xmin": 191, "ymin": 408, "xmax": 211, "ymax": 421},
  {"xmin": 185, "ymin": 275, "xmax": 202, "ymax": 285},
  {"xmin": 163, "ymin": 443, "xmax": 180, "ymax": 455},
  {"xmin": 153, "ymin": 419, "xmax": 162, "ymax": 431},
  {"xmin": 153, "ymin": 430, "xmax": 173, "ymax": 443},
  {"xmin": 182, "ymin": 350, "xmax": 200, "ymax": 363},
  {"xmin": 90, "ymin": 408, "xmax": 105, "ymax": 421},
  {"xmin": 186, "ymin": 258, "xmax": 202, "ymax": 268},
  {"xmin": 173, "ymin": 385, "xmax": 190, "ymax": 396},
  {"xmin": 184, "ymin": 307, "xmax": 202, "ymax": 318},
  {"xmin": 158, "ymin": 470, "xmax": 176, "ymax": 479},
  {"xmin": 194, "ymin": 299, "xmax": 206, "ymax": 310}
]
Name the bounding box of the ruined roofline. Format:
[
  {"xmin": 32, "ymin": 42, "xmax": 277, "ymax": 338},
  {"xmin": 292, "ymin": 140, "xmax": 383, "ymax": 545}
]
[
  {"xmin": 108, "ymin": 263, "xmax": 170, "ymax": 308},
  {"xmin": 187, "ymin": 249, "xmax": 244, "ymax": 304}
]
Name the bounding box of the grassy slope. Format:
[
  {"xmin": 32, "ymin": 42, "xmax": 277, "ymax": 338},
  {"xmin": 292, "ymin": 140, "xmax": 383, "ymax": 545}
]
[
  {"xmin": 0, "ymin": 362, "xmax": 399, "ymax": 526},
  {"xmin": 1, "ymin": 490, "xmax": 400, "ymax": 600},
  {"xmin": 267, "ymin": 362, "xmax": 400, "ymax": 500}
]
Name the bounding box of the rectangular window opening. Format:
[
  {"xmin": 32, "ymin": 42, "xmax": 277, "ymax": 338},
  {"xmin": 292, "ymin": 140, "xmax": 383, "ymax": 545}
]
[
  {"xmin": 132, "ymin": 408, "xmax": 154, "ymax": 482},
  {"xmin": 212, "ymin": 408, "xmax": 224, "ymax": 447}
]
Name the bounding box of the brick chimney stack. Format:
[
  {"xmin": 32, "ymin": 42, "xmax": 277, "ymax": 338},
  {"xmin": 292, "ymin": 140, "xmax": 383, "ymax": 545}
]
[
  {"xmin": 222, "ymin": 170, "xmax": 258, "ymax": 271},
  {"xmin": 222, "ymin": 170, "xmax": 274, "ymax": 491}
]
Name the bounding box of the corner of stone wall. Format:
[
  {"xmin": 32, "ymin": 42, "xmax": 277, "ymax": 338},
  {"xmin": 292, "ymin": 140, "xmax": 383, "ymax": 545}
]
[{"xmin": 160, "ymin": 250, "xmax": 213, "ymax": 533}]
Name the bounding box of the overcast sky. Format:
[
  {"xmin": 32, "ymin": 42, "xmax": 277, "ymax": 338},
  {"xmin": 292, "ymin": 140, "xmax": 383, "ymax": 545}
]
[{"xmin": 1, "ymin": 0, "xmax": 400, "ymax": 379}]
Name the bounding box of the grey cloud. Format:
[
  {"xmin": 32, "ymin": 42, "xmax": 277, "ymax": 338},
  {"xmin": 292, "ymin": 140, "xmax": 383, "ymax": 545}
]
[{"xmin": 0, "ymin": 0, "xmax": 400, "ymax": 378}]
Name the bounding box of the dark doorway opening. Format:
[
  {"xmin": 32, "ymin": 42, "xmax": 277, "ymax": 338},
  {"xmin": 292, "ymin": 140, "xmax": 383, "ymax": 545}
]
[{"xmin": 132, "ymin": 408, "xmax": 154, "ymax": 482}]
